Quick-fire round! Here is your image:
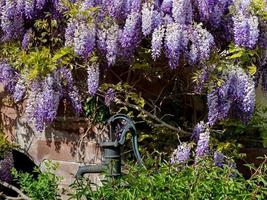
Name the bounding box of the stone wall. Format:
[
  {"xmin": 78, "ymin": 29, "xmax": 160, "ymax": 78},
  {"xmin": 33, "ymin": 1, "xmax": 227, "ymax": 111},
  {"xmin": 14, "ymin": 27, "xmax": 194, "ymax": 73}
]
[{"xmin": 0, "ymin": 85, "xmax": 107, "ymax": 190}]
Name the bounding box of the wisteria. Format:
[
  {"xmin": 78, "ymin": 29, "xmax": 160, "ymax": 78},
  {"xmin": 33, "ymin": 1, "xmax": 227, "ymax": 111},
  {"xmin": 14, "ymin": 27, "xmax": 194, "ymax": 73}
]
[
  {"xmin": 214, "ymin": 151, "xmax": 225, "ymax": 167},
  {"xmin": 164, "ymin": 23, "xmax": 187, "ymax": 69},
  {"xmin": 233, "ymin": 12, "xmax": 259, "ymax": 48},
  {"xmin": 36, "ymin": 0, "xmax": 47, "ymax": 10},
  {"xmin": 0, "ymin": 63, "xmax": 18, "ymax": 94},
  {"xmin": 189, "ymin": 23, "xmax": 215, "ymax": 64},
  {"xmin": 161, "ymin": 0, "xmax": 173, "ymax": 15},
  {"xmin": 195, "ymin": 123, "xmax": 210, "ymax": 158},
  {"xmin": 207, "ymin": 67, "xmax": 255, "ymax": 125},
  {"xmin": 192, "ymin": 121, "xmax": 206, "ymax": 141},
  {"xmin": 172, "ymin": 0, "xmax": 192, "ymax": 25},
  {"xmin": 232, "ymin": 0, "xmax": 260, "ymax": 48},
  {"xmin": 74, "ymin": 21, "xmax": 96, "ymax": 58},
  {"xmin": 120, "ymin": 11, "xmax": 141, "ymax": 49},
  {"xmin": 141, "ymin": 2, "xmax": 154, "ymax": 36},
  {"xmin": 65, "ymin": 19, "xmax": 76, "ymax": 47},
  {"xmin": 105, "ymin": 88, "xmax": 115, "ymax": 107},
  {"xmin": 152, "ymin": 25, "xmax": 165, "ymax": 60},
  {"xmin": 1, "ymin": 0, "xmax": 24, "ymax": 41},
  {"xmin": 170, "ymin": 142, "xmax": 191, "ymax": 164},
  {"xmin": 24, "ymin": 0, "xmax": 36, "ymax": 19},
  {"xmin": 20, "ymin": 68, "xmax": 83, "ymax": 131},
  {"xmin": 106, "ymin": 24, "xmax": 119, "ymax": 66},
  {"xmin": 68, "ymin": 86, "xmax": 83, "ymax": 115},
  {"xmin": 22, "ymin": 28, "xmax": 33, "ymax": 49},
  {"xmin": 0, "ymin": 0, "xmax": 265, "ymax": 134},
  {"xmin": 0, "ymin": 152, "xmax": 14, "ymax": 183},
  {"xmin": 87, "ymin": 62, "xmax": 100, "ymax": 96},
  {"xmin": 13, "ymin": 77, "xmax": 26, "ymax": 102}
]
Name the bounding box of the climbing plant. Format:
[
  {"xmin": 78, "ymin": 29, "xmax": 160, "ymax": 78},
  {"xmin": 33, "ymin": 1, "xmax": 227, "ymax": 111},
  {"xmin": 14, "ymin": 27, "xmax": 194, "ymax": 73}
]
[{"xmin": 0, "ymin": 0, "xmax": 266, "ymax": 156}]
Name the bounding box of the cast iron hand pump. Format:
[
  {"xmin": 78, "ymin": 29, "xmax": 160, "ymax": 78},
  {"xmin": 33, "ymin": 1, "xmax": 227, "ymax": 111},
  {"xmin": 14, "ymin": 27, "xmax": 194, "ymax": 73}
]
[{"xmin": 76, "ymin": 114, "xmax": 145, "ymax": 179}]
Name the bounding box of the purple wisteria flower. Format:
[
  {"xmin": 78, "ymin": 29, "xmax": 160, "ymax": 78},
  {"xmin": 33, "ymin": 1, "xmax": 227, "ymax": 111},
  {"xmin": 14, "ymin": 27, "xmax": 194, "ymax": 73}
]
[
  {"xmin": 56, "ymin": 67, "xmax": 82, "ymax": 115},
  {"xmin": 57, "ymin": 67, "xmax": 74, "ymax": 89},
  {"xmin": 103, "ymin": 0, "xmax": 124, "ymax": 19},
  {"xmin": 164, "ymin": 23, "xmax": 188, "ymax": 69},
  {"xmin": 106, "ymin": 24, "xmax": 119, "ymax": 66},
  {"xmin": 68, "ymin": 86, "xmax": 83, "ymax": 115},
  {"xmin": 81, "ymin": 0, "xmax": 96, "ymax": 11},
  {"xmin": 0, "ymin": 63, "xmax": 18, "ymax": 94},
  {"xmin": 97, "ymin": 27, "xmax": 108, "ymax": 54},
  {"xmin": 65, "ymin": 19, "xmax": 76, "ymax": 47},
  {"xmin": 161, "ymin": 0, "xmax": 173, "ymax": 15},
  {"xmin": 214, "ymin": 151, "xmax": 225, "ymax": 167},
  {"xmin": 151, "ymin": 25, "xmax": 165, "ymax": 60},
  {"xmin": 194, "ymin": 67, "xmax": 209, "ymax": 94},
  {"xmin": 196, "ymin": 0, "xmax": 233, "ymax": 27},
  {"xmin": 24, "ymin": 74, "xmax": 63, "ymax": 132},
  {"xmin": 233, "ymin": 12, "xmax": 259, "ymax": 48},
  {"xmin": 1, "ymin": 0, "xmax": 24, "ymax": 41},
  {"xmin": 17, "ymin": 0, "xmax": 25, "ymax": 13},
  {"xmin": 22, "ymin": 28, "xmax": 33, "ymax": 50},
  {"xmin": 120, "ymin": 11, "xmax": 141, "ymax": 49},
  {"xmin": 74, "ymin": 21, "xmax": 96, "ymax": 58},
  {"xmin": 87, "ymin": 62, "xmax": 100, "ymax": 96},
  {"xmin": 172, "ymin": 0, "xmax": 192, "ymax": 25},
  {"xmin": 170, "ymin": 142, "xmax": 191, "ymax": 164},
  {"xmin": 36, "ymin": 0, "xmax": 47, "ymax": 10},
  {"xmin": 207, "ymin": 67, "xmax": 255, "ymax": 125},
  {"xmin": 105, "ymin": 88, "xmax": 115, "ymax": 106},
  {"xmin": 24, "ymin": 0, "xmax": 35, "ymax": 19},
  {"xmin": 25, "ymin": 81, "xmax": 42, "ymax": 125},
  {"xmin": 34, "ymin": 76, "xmax": 61, "ymax": 131},
  {"xmin": 125, "ymin": 0, "xmax": 141, "ymax": 12},
  {"xmin": 13, "ymin": 78, "xmax": 26, "ymax": 102},
  {"xmin": 195, "ymin": 123, "xmax": 210, "ymax": 158},
  {"xmin": 189, "ymin": 23, "xmax": 214, "ymax": 64},
  {"xmin": 192, "ymin": 121, "xmax": 206, "ymax": 141},
  {"xmin": 141, "ymin": 2, "xmax": 154, "ymax": 36},
  {"xmin": 0, "ymin": 152, "xmax": 14, "ymax": 183}
]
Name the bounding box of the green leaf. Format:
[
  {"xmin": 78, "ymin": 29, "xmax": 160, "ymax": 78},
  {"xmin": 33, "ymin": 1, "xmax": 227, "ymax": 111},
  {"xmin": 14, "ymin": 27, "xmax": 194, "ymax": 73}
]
[{"xmin": 248, "ymin": 64, "xmax": 257, "ymax": 75}]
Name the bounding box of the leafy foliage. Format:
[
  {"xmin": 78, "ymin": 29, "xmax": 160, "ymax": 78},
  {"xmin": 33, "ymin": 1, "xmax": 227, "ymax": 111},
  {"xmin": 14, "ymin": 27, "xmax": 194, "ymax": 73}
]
[
  {"xmin": 84, "ymin": 97, "xmax": 110, "ymax": 123},
  {"xmin": 11, "ymin": 161, "xmax": 62, "ymax": 200},
  {"xmin": 68, "ymin": 156, "xmax": 267, "ymax": 200}
]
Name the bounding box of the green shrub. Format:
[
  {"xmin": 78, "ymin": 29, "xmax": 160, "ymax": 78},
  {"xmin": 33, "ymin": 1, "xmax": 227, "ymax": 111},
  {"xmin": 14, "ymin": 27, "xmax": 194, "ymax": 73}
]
[
  {"xmin": 12, "ymin": 161, "xmax": 62, "ymax": 200},
  {"xmin": 68, "ymin": 157, "xmax": 267, "ymax": 200}
]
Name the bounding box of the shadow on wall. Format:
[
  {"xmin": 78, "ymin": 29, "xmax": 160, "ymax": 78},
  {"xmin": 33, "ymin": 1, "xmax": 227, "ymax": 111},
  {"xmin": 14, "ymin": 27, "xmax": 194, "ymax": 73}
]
[{"xmin": 12, "ymin": 150, "xmax": 37, "ymax": 176}]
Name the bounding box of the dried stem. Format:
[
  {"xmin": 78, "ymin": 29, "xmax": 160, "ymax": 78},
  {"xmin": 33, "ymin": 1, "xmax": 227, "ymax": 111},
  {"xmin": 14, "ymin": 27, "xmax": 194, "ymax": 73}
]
[{"xmin": 0, "ymin": 181, "xmax": 30, "ymax": 200}]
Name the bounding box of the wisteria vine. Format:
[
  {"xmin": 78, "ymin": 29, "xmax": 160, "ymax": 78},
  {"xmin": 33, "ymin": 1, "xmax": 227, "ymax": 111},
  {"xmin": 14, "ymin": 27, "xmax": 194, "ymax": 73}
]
[{"xmin": 0, "ymin": 0, "xmax": 266, "ymax": 135}]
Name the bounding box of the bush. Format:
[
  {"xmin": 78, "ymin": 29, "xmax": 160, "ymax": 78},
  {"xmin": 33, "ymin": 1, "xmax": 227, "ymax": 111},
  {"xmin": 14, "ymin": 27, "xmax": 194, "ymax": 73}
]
[
  {"xmin": 68, "ymin": 157, "xmax": 267, "ymax": 200},
  {"xmin": 12, "ymin": 161, "xmax": 62, "ymax": 200}
]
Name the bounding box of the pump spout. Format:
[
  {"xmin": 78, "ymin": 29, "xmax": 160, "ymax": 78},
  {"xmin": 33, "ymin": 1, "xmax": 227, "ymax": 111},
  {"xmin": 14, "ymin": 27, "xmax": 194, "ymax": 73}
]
[{"xmin": 76, "ymin": 164, "xmax": 105, "ymax": 179}]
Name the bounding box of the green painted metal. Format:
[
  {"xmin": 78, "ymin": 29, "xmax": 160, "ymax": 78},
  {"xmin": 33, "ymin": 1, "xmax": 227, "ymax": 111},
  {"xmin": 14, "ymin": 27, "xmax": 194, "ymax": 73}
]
[{"xmin": 76, "ymin": 114, "xmax": 145, "ymax": 179}]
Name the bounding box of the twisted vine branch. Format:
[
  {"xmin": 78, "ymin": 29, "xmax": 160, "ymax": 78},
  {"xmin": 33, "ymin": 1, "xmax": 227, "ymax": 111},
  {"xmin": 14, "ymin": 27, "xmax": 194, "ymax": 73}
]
[
  {"xmin": 117, "ymin": 100, "xmax": 191, "ymax": 136},
  {"xmin": 0, "ymin": 181, "xmax": 30, "ymax": 200}
]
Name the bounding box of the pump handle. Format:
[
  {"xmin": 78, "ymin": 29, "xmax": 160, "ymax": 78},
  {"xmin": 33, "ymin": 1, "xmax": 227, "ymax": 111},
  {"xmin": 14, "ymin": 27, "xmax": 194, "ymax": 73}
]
[{"xmin": 107, "ymin": 114, "xmax": 145, "ymax": 168}]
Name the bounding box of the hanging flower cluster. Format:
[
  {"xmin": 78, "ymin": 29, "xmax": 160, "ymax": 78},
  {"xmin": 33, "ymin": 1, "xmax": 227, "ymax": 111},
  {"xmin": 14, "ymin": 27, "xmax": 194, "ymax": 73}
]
[
  {"xmin": 0, "ymin": 0, "xmax": 265, "ymax": 132},
  {"xmin": 170, "ymin": 142, "xmax": 191, "ymax": 164},
  {"xmin": 104, "ymin": 88, "xmax": 116, "ymax": 107},
  {"xmin": 0, "ymin": 64, "xmax": 82, "ymax": 131},
  {"xmin": 207, "ymin": 67, "xmax": 255, "ymax": 125},
  {"xmin": 171, "ymin": 122, "xmax": 225, "ymax": 166},
  {"xmin": 233, "ymin": 0, "xmax": 260, "ymax": 48}
]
